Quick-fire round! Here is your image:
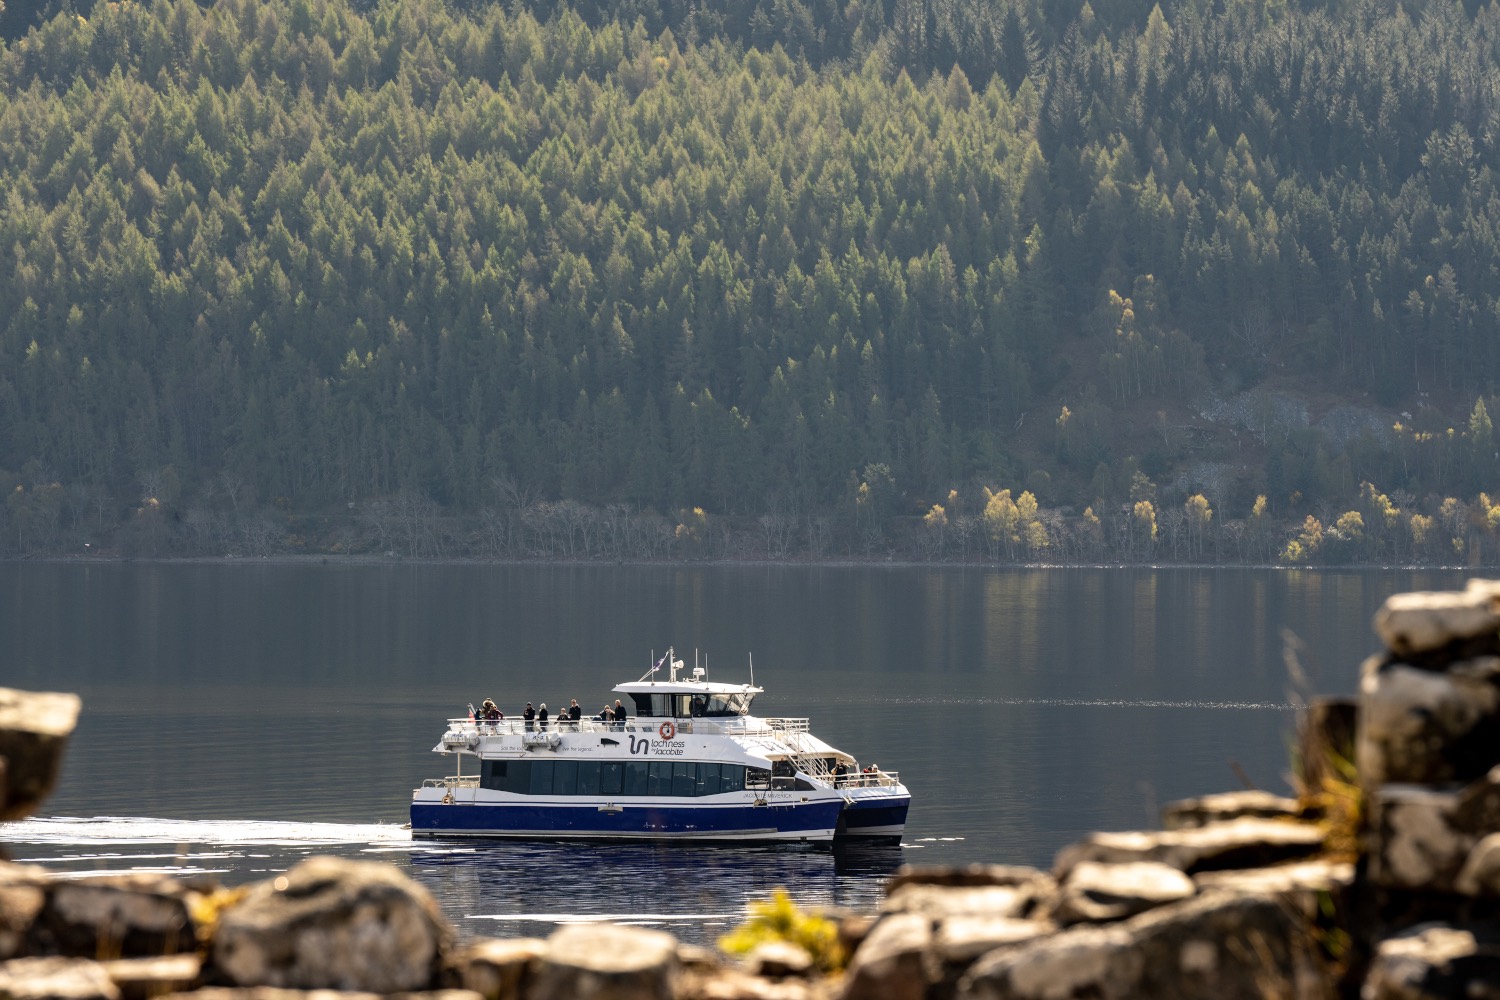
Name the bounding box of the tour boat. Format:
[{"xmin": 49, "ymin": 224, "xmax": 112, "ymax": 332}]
[{"xmin": 410, "ymin": 650, "xmax": 910, "ymax": 842}]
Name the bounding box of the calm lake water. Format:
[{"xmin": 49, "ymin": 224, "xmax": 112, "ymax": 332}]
[{"xmin": 0, "ymin": 562, "xmax": 1468, "ymax": 942}]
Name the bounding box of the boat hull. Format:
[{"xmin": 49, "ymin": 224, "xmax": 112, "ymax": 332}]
[
  {"xmin": 410, "ymin": 797, "xmax": 842, "ymax": 842},
  {"xmin": 836, "ymin": 789, "xmax": 911, "ymax": 840}
]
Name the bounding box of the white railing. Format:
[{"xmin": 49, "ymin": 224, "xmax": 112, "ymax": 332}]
[
  {"xmin": 447, "ymin": 717, "xmax": 631, "ymax": 736},
  {"xmin": 764, "ymin": 717, "xmax": 811, "ymax": 734},
  {"xmin": 835, "ymin": 770, "xmax": 901, "ymax": 789},
  {"xmin": 421, "ymin": 776, "xmax": 479, "ymax": 789},
  {"xmin": 442, "ymin": 716, "xmax": 756, "ymax": 738}
]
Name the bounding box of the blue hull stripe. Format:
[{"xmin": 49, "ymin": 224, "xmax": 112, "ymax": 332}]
[{"xmin": 411, "ymin": 800, "xmax": 843, "ymax": 838}]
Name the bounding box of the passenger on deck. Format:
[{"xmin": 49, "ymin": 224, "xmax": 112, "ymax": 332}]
[
  {"xmin": 481, "ymin": 699, "xmax": 503, "ymax": 730},
  {"xmin": 538, "ymin": 703, "xmax": 549, "ymax": 730},
  {"xmin": 831, "ymin": 760, "xmax": 849, "ymax": 786},
  {"xmin": 613, "ymin": 699, "xmax": 627, "ymax": 730},
  {"xmin": 569, "ymin": 699, "xmax": 582, "ymax": 723},
  {"xmin": 523, "ymin": 703, "xmax": 535, "ymax": 731},
  {"xmin": 596, "ymin": 705, "xmax": 612, "ymax": 722}
]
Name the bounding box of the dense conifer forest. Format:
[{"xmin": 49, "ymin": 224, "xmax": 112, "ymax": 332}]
[{"xmin": 2, "ymin": 0, "xmax": 1500, "ymax": 562}]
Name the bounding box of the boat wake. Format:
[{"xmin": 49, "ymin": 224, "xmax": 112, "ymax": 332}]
[{"xmin": 2, "ymin": 816, "xmax": 411, "ymax": 848}]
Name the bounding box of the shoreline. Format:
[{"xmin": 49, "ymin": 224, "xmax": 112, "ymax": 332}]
[{"xmin": 1, "ymin": 552, "xmax": 1483, "ymax": 572}]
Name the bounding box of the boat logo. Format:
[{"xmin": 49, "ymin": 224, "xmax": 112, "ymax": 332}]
[{"xmin": 658, "ymin": 721, "xmax": 677, "ymax": 740}]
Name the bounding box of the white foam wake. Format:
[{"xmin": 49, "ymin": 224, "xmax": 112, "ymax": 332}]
[{"xmin": 0, "ymin": 816, "xmax": 411, "ymax": 848}]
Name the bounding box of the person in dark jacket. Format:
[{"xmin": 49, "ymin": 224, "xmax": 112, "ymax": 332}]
[
  {"xmin": 568, "ymin": 699, "xmax": 582, "ymax": 722},
  {"xmin": 612, "ymin": 699, "xmax": 627, "ymax": 730},
  {"xmin": 523, "ymin": 703, "xmax": 535, "ymax": 731},
  {"xmin": 538, "ymin": 702, "xmax": 549, "ymax": 730}
]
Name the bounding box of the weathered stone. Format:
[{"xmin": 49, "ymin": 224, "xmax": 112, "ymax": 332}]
[
  {"xmin": 0, "ymin": 861, "xmax": 50, "ymax": 960},
  {"xmin": 1192, "ymin": 858, "xmax": 1355, "ymax": 895},
  {"xmin": 930, "ymin": 916, "xmax": 1050, "ymax": 966},
  {"xmin": 926, "ymin": 916, "xmax": 1052, "ymax": 999},
  {"xmin": 839, "ymin": 913, "xmax": 931, "ymax": 1000},
  {"xmin": 678, "ymin": 967, "xmax": 830, "ymax": 1000},
  {"xmin": 1049, "ymin": 861, "xmax": 1196, "ymax": 926},
  {"xmin": 958, "ymin": 886, "xmax": 1338, "ymax": 1000},
  {"xmin": 1053, "ymin": 818, "xmax": 1326, "ymax": 877},
  {"xmin": 31, "ymin": 872, "xmax": 199, "ymax": 958},
  {"xmin": 444, "ymin": 937, "xmax": 545, "ymax": 1000},
  {"xmin": 1357, "ymin": 656, "xmax": 1500, "ymax": 788},
  {"xmin": 836, "ymin": 914, "xmax": 876, "ymax": 959},
  {"xmin": 882, "ymin": 884, "xmax": 1035, "ymax": 920},
  {"xmin": 677, "ymin": 943, "xmax": 721, "ymax": 973},
  {"xmin": 886, "ymin": 865, "xmax": 1047, "ymax": 894},
  {"xmin": 162, "ymin": 991, "xmax": 483, "ymax": 1000},
  {"xmin": 1162, "ymin": 790, "xmax": 1302, "ymax": 831},
  {"xmin": 1374, "ymin": 580, "xmax": 1500, "ymax": 659},
  {"xmin": 0, "ymin": 956, "xmax": 121, "ymax": 1000},
  {"xmin": 99, "ymin": 955, "xmax": 201, "ymax": 1000},
  {"xmin": 1362, "ymin": 923, "xmax": 1500, "ymax": 1000},
  {"xmin": 1456, "ymin": 833, "xmax": 1500, "ymax": 896},
  {"xmin": 208, "ymin": 856, "xmax": 450, "ymax": 993},
  {"xmin": 527, "ymin": 923, "xmax": 678, "ymax": 1000},
  {"xmin": 744, "ymin": 940, "xmax": 814, "ymax": 978},
  {"xmin": 1369, "ymin": 772, "xmax": 1500, "ymax": 892},
  {"xmin": 0, "ymin": 688, "xmax": 81, "ymax": 822}
]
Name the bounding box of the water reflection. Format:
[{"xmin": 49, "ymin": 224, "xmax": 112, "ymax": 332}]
[
  {"xmin": 1, "ymin": 817, "xmax": 902, "ymax": 946},
  {"xmin": 409, "ymin": 839, "xmax": 901, "ymax": 941}
]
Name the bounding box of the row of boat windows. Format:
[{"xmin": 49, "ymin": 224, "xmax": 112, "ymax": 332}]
[{"xmin": 479, "ymin": 759, "xmax": 770, "ymax": 797}]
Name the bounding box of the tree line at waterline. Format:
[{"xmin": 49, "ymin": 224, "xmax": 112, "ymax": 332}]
[{"xmin": 3, "ymin": 0, "xmax": 1500, "ymax": 563}]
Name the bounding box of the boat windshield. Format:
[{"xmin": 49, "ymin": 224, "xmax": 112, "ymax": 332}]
[{"xmin": 630, "ymin": 691, "xmax": 755, "ymax": 718}]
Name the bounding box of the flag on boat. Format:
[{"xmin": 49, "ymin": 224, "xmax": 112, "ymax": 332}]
[
  {"xmin": 467, "ymin": 702, "xmax": 476, "ymax": 720},
  {"xmin": 652, "ymin": 652, "xmax": 667, "ymax": 673}
]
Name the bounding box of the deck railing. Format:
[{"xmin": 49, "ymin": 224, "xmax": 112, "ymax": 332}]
[
  {"xmin": 442, "ymin": 715, "xmax": 767, "ymax": 738},
  {"xmin": 421, "ymin": 776, "xmax": 479, "ymax": 789}
]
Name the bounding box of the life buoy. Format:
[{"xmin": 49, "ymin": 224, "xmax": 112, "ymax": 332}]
[{"xmin": 658, "ymin": 721, "xmax": 676, "ymax": 740}]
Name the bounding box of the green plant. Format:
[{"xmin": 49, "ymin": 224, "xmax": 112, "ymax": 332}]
[{"xmin": 717, "ymin": 888, "xmax": 844, "ymax": 973}]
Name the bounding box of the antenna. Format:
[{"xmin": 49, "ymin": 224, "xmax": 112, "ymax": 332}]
[{"xmin": 749, "ymin": 651, "xmax": 754, "ymax": 688}]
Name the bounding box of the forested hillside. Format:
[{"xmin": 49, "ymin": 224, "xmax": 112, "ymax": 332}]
[{"xmin": 2, "ymin": 0, "xmax": 1499, "ymax": 563}]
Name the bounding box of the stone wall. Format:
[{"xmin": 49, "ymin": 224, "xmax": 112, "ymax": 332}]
[{"xmin": 3, "ymin": 581, "xmax": 1500, "ymax": 1000}]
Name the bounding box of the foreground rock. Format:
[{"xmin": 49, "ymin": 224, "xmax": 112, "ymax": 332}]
[
  {"xmin": 0, "ymin": 687, "xmax": 81, "ymax": 822},
  {"xmin": 526, "ymin": 923, "xmax": 679, "ymax": 1000},
  {"xmin": 35, "ymin": 872, "xmax": 201, "ymax": 958},
  {"xmin": 209, "ymin": 856, "xmax": 451, "ymax": 992}
]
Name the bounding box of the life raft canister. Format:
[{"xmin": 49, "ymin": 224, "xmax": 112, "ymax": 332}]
[{"xmin": 658, "ymin": 721, "xmax": 676, "ymax": 740}]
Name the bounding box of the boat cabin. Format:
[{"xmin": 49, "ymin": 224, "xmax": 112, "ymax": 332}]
[{"xmin": 612, "ymin": 681, "xmax": 760, "ymax": 719}]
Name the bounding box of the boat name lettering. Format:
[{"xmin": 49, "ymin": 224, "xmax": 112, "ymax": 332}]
[{"xmin": 628, "ymin": 735, "xmax": 687, "ymax": 755}]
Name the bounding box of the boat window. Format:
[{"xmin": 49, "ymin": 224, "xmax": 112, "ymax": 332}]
[
  {"xmin": 479, "ymin": 760, "xmax": 750, "ymax": 796},
  {"xmin": 701, "ymin": 694, "xmax": 753, "ymax": 716},
  {"xmin": 480, "ymin": 759, "xmax": 508, "ymax": 791},
  {"xmin": 746, "ymin": 767, "xmax": 771, "ymax": 789}
]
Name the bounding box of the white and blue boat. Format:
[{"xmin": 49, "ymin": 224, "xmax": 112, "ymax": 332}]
[{"xmin": 410, "ymin": 650, "xmax": 910, "ymax": 842}]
